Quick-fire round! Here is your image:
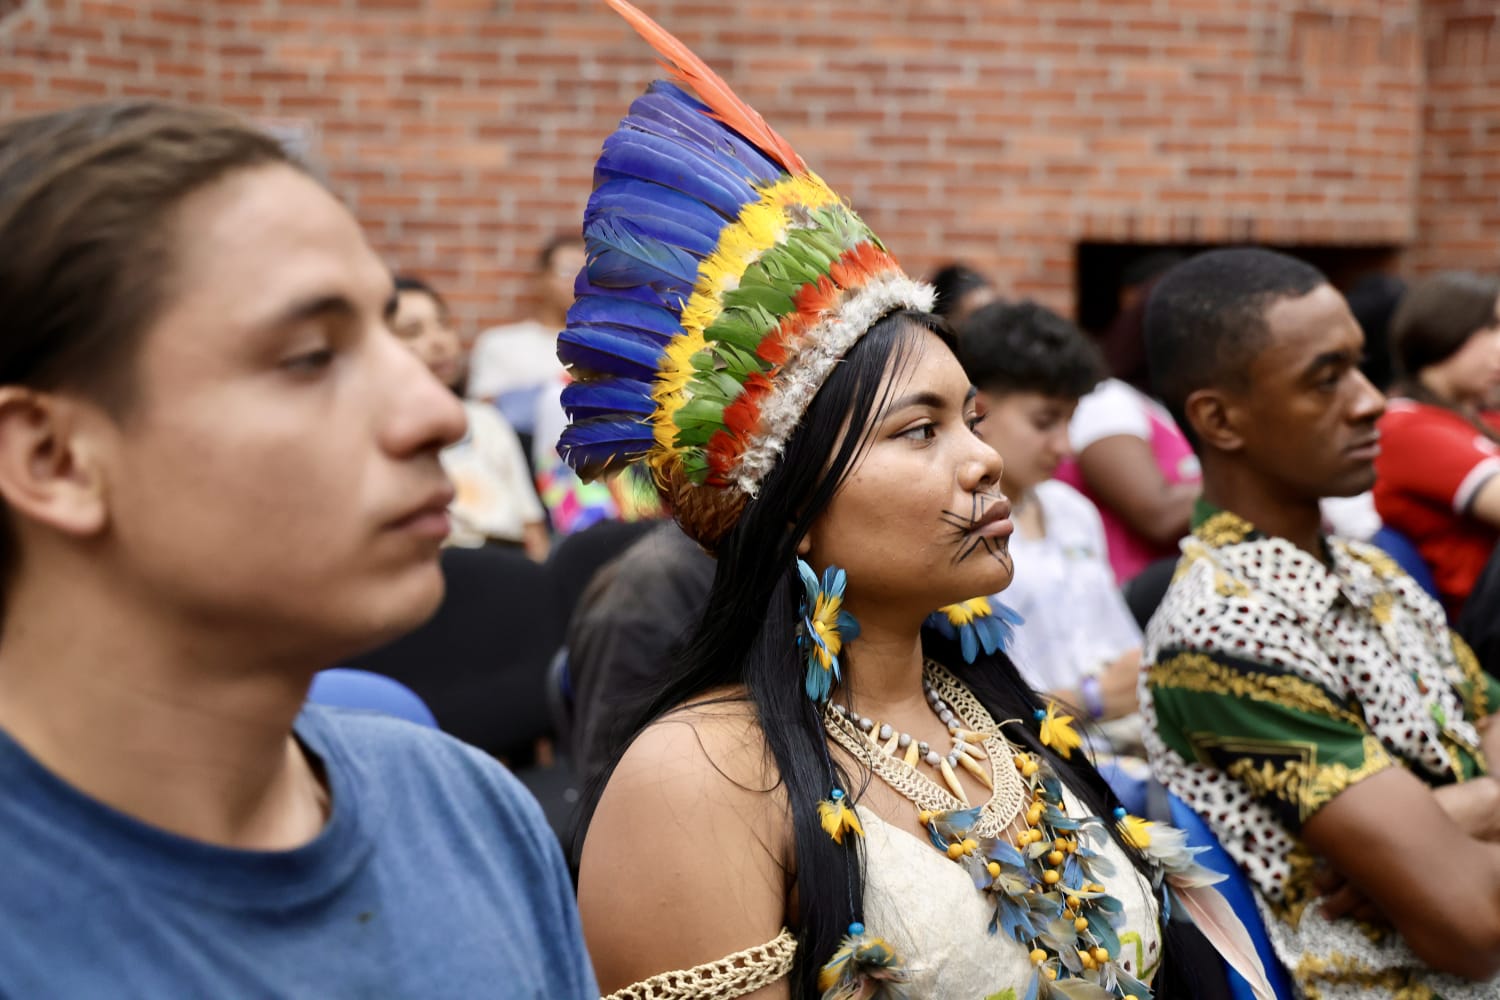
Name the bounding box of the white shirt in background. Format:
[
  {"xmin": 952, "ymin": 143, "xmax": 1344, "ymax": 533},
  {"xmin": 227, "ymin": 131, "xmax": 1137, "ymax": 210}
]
[
  {"xmin": 441, "ymin": 401, "xmax": 545, "ymax": 548},
  {"xmin": 465, "ymin": 319, "xmax": 565, "ymax": 401},
  {"xmin": 1003, "ymin": 479, "xmax": 1143, "ymax": 691}
]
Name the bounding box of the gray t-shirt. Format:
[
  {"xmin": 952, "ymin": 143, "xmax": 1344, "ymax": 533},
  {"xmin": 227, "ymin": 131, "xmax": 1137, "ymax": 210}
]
[{"xmin": 0, "ymin": 704, "xmax": 597, "ymax": 998}]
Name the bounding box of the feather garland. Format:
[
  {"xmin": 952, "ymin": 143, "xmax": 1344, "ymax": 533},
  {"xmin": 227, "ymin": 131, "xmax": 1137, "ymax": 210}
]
[{"xmin": 604, "ymin": 0, "xmax": 808, "ymax": 176}]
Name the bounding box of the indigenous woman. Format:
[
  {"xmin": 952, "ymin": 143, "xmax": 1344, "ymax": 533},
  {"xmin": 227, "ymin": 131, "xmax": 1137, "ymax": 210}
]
[{"xmin": 560, "ymin": 4, "xmax": 1268, "ymax": 997}]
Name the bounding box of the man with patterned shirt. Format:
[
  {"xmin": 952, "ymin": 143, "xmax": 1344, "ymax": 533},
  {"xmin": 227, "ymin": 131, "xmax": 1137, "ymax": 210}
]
[{"xmin": 1139, "ymin": 248, "xmax": 1500, "ymax": 999}]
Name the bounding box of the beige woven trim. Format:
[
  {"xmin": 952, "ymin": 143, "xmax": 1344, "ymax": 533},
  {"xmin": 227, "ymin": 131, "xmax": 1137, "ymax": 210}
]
[{"xmin": 602, "ymin": 929, "xmax": 798, "ymax": 1000}]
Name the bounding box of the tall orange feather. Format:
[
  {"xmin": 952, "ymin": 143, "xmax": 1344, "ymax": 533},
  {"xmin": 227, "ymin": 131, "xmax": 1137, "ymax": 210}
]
[{"xmin": 604, "ymin": 0, "xmax": 809, "ymax": 177}]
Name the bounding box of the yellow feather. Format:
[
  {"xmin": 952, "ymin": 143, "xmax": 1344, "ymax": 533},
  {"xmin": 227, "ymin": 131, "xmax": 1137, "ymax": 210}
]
[
  {"xmin": 1039, "ymin": 702, "xmax": 1084, "ymax": 760},
  {"xmin": 941, "ymin": 596, "xmax": 993, "ymax": 627},
  {"xmin": 648, "ymin": 176, "xmax": 843, "ymax": 459},
  {"xmin": 818, "ymin": 798, "xmax": 865, "ymax": 844}
]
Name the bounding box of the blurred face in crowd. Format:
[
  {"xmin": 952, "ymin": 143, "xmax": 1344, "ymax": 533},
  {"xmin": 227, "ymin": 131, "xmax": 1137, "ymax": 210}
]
[
  {"xmin": 1225, "ymin": 284, "xmax": 1386, "ymax": 501},
  {"xmin": 68, "ymin": 164, "xmax": 467, "ymax": 659},
  {"xmin": 542, "ymin": 241, "xmax": 586, "ymax": 317},
  {"xmin": 394, "ymin": 288, "xmax": 464, "ymax": 391},
  {"xmin": 948, "ymin": 285, "xmax": 998, "ymax": 329},
  {"xmin": 1426, "ymin": 295, "xmax": 1500, "ymax": 407},
  {"xmin": 802, "ymin": 327, "xmax": 1014, "ymax": 618},
  {"xmin": 972, "ymin": 390, "xmax": 1076, "ymax": 497}
]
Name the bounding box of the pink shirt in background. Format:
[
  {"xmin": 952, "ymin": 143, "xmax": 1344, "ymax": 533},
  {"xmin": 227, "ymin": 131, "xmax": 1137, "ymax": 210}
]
[{"xmin": 1055, "ymin": 379, "xmax": 1201, "ymax": 584}]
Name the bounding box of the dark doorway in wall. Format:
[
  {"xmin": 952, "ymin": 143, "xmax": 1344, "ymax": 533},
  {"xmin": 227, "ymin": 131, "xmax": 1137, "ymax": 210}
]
[{"xmin": 1075, "ymin": 242, "xmax": 1402, "ymax": 390}]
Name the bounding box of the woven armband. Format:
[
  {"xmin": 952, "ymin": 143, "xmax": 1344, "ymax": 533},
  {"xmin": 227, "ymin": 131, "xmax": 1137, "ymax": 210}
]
[{"xmin": 603, "ymin": 928, "xmax": 797, "ymax": 1000}]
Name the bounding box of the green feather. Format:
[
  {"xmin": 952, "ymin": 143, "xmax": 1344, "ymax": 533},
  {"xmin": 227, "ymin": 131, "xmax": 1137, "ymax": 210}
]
[{"xmin": 722, "ymin": 282, "xmax": 793, "ymax": 315}]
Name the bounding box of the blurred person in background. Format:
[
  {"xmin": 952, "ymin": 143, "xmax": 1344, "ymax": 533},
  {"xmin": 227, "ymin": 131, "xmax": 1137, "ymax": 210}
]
[
  {"xmin": 466, "ymin": 233, "xmax": 583, "ymax": 438},
  {"xmin": 1374, "ymin": 272, "xmax": 1500, "ymax": 621},
  {"xmin": 1095, "ymin": 251, "xmax": 1184, "ymax": 396},
  {"xmin": 0, "ymin": 101, "xmax": 594, "ymax": 997},
  {"xmin": 393, "ymin": 275, "xmax": 549, "ymax": 561},
  {"xmin": 1058, "ymin": 255, "xmax": 1201, "ymax": 585},
  {"xmin": 928, "ymin": 261, "xmax": 998, "ymax": 327},
  {"xmin": 958, "ymin": 301, "xmax": 1145, "ymax": 754}
]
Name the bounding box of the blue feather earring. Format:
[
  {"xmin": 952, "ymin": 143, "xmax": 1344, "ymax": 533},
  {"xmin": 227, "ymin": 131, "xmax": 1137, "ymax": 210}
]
[
  {"xmin": 926, "ymin": 597, "xmax": 1024, "ymax": 664},
  {"xmin": 797, "ymin": 558, "xmax": 860, "ymax": 702}
]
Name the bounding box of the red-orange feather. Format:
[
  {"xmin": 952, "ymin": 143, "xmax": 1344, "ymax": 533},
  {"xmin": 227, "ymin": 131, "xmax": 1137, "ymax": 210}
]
[{"xmin": 604, "ymin": 0, "xmax": 809, "ymax": 176}]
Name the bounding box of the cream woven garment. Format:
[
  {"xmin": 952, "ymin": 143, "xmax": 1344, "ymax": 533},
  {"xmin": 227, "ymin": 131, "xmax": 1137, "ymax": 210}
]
[{"xmin": 856, "ymin": 792, "xmax": 1163, "ymax": 998}]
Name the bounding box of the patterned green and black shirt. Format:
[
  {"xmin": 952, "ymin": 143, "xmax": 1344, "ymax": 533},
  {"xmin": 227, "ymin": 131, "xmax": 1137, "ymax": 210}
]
[{"xmin": 1142, "ymin": 503, "xmax": 1500, "ymax": 1000}]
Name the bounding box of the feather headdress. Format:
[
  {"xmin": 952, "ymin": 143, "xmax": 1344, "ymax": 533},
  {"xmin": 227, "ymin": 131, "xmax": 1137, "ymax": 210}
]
[{"xmin": 557, "ymin": 0, "xmax": 934, "ymax": 549}]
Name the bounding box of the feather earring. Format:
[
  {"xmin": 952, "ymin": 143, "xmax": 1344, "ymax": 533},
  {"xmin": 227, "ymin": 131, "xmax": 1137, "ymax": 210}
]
[{"xmin": 797, "ymin": 558, "xmax": 859, "ymax": 702}]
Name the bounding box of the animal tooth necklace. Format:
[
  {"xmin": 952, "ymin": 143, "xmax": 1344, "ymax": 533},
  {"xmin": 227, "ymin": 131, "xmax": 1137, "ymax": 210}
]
[
  {"xmin": 829, "ymin": 677, "xmax": 995, "ymax": 805},
  {"xmin": 823, "ymin": 662, "xmax": 1028, "ymax": 839}
]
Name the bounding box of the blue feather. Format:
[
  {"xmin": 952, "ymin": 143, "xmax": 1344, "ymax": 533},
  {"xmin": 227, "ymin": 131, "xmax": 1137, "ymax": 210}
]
[
  {"xmin": 573, "ymin": 270, "xmax": 670, "ymax": 309},
  {"xmin": 602, "ymin": 127, "xmax": 759, "ymax": 199},
  {"xmin": 587, "ymin": 185, "xmax": 728, "ymax": 249},
  {"xmin": 558, "ymin": 418, "xmax": 656, "ymax": 479},
  {"xmin": 595, "ymin": 133, "xmax": 755, "ymax": 218},
  {"xmin": 567, "ymin": 295, "xmax": 682, "ymax": 342},
  {"xmin": 557, "ymin": 326, "xmax": 665, "ymax": 381},
  {"xmin": 585, "ymin": 199, "xmax": 719, "ymax": 258},
  {"xmin": 586, "ymin": 218, "xmax": 700, "ymax": 294},
  {"xmin": 560, "ymin": 378, "xmax": 657, "ymax": 420},
  {"xmin": 624, "ymin": 82, "xmax": 781, "ymax": 183}
]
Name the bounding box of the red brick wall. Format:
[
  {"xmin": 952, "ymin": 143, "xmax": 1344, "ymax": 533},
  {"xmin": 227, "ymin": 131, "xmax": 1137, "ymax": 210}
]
[
  {"xmin": 1413, "ymin": 0, "xmax": 1500, "ymax": 275},
  {"xmin": 0, "ymin": 0, "xmax": 1468, "ymax": 332}
]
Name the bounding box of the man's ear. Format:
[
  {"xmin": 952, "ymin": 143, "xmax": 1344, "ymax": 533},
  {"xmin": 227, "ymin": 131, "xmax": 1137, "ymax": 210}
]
[
  {"xmin": 0, "ymin": 388, "xmax": 109, "ymax": 541},
  {"xmin": 1183, "ymin": 387, "xmax": 1247, "ymax": 454}
]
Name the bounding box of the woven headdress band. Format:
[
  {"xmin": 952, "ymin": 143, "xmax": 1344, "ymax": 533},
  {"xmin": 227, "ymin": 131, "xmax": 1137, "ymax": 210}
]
[{"xmin": 557, "ymin": 0, "xmax": 934, "ymax": 549}]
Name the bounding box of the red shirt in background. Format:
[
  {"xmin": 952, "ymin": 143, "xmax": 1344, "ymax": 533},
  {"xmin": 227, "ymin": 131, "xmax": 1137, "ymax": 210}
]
[{"xmin": 1373, "ymin": 397, "xmax": 1500, "ymax": 619}]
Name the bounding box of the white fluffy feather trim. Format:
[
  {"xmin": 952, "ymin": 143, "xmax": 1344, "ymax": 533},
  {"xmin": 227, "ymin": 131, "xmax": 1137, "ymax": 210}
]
[{"xmin": 731, "ymin": 273, "xmax": 936, "ymax": 495}]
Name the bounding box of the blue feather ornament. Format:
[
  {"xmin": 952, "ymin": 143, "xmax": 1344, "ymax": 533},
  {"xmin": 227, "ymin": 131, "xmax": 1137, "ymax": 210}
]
[
  {"xmin": 585, "ymin": 216, "xmax": 702, "ymax": 293},
  {"xmin": 595, "ymin": 132, "xmax": 756, "ymax": 218},
  {"xmin": 925, "ymin": 598, "xmax": 1025, "ymax": 664},
  {"xmin": 556, "ymin": 326, "xmax": 665, "ymax": 381},
  {"xmin": 559, "ymin": 378, "xmax": 658, "ymax": 420},
  {"xmin": 571, "ymin": 270, "xmax": 673, "ymax": 310},
  {"xmin": 585, "ymin": 176, "xmax": 733, "ymax": 234},
  {"xmin": 564, "ymin": 294, "xmax": 681, "ymax": 342},
  {"xmin": 603, "ymin": 122, "xmax": 767, "ymax": 197},
  {"xmin": 557, "ymin": 418, "xmax": 656, "ymax": 479},
  {"xmin": 584, "ymin": 191, "xmax": 724, "ymax": 258},
  {"xmin": 624, "ymin": 82, "xmax": 782, "ymax": 182},
  {"xmin": 817, "ymin": 929, "xmax": 911, "ymax": 1000}
]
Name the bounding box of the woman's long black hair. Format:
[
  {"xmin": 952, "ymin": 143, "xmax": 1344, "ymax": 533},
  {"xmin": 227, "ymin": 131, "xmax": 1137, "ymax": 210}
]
[{"xmin": 582, "ymin": 310, "xmax": 1196, "ymax": 997}]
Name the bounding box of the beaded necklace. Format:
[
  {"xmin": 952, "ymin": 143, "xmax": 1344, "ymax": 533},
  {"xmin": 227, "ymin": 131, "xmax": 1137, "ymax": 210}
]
[
  {"xmin": 828, "ymin": 673, "xmax": 1004, "ymax": 806},
  {"xmin": 823, "ymin": 661, "xmax": 1028, "ymax": 836}
]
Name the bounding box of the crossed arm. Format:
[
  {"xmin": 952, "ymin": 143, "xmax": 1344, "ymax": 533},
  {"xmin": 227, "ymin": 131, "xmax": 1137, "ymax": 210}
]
[
  {"xmin": 1302, "ymin": 762, "xmax": 1500, "ymax": 980},
  {"xmin": 1150, "ymin": 648, "xmax": 1500, "ymax": 982}
]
